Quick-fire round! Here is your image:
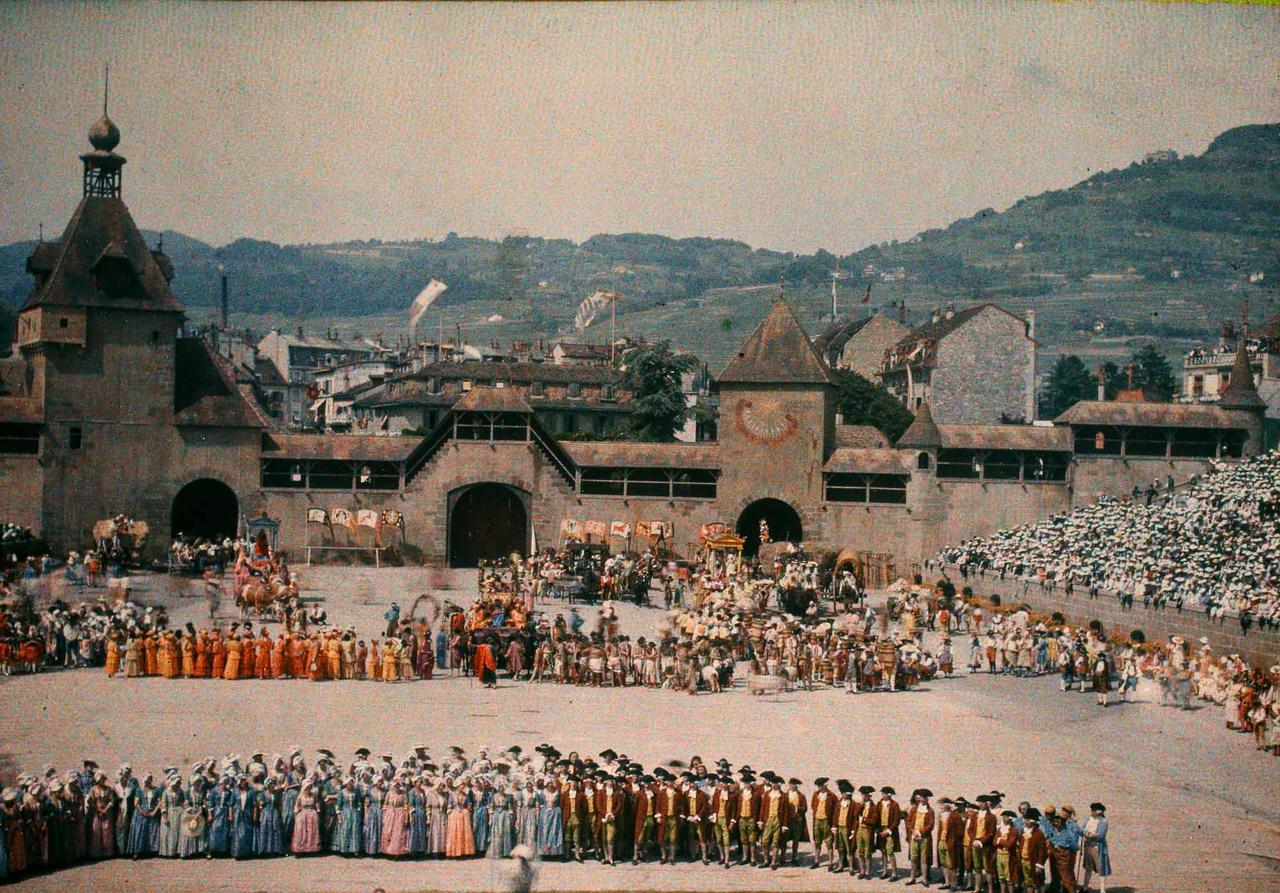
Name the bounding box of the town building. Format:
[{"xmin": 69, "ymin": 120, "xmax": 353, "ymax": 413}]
[
  {"xmin": 878, "ymin": 304, "xmax": 1037, "ymax": 424},
  {"xmin": 812, "ymin": 312, "xmax": 910, "ymax": 378},
  {"xmin": 0, "ymin": 113, "xmax": 1265, "ymax": 573}
]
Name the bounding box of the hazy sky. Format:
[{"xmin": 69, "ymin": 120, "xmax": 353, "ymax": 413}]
[{"xmin": 1, "ymin": 2, "xmax": 1276, "ymax": 252}]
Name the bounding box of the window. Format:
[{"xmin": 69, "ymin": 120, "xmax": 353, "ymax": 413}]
[
  {"xmin": 1074, "ymin": 427, "xmax": 1121, "ymax": 455},
  {"xmin": 1024, "ymin": 452, "xmax": 1068, "ymax": 482},
  {"xmin": 261, "ymin": 459, "xmax": 306, "ymax": 489},
  {"xmin": 1171, "ymin": 428, "xmax": 1218, "ymax": 458},
  {"xmin": 69, "ymin": 425, "xmax": 82, "ymax": 449},
  {"xmin": 602, "ymin": 384, "xmax": 616, "ymax": 401},
  {"xmin": 529, "ymin": 381, "xmax": 545, "ymax": 398},
  {"xmin": 59, "ymin": 317, "xmax": 68, "ymax": 329},
  {"xmin": 578, "ymin": 466, "xmax": 719, "ymax": 499},
  {"xmin": 824, "ymin": 473, "xmax": 908, "ymax": 504},
  {"xmin": 983, "ymin": 451, "xmax": 1022, "ymax": 481},
  {"xmin": 307, "ymin": 460, "xmax": 355, "ymax": 490},
  {"xmin": 567, "ymin": 382, "xmax": 582, "ymax": 399},
  {"xmin": 936, "ymin": 449, "xmax": 981, "ymax": 479},
  {"xmin": 0, "ymin": 423, "xmax": 40, "ymax": 455},
  {"xmin": 1125, "ymin": 427, "xmax": 1168, "ymax": 457},
  {"xmin": 427, "ymin": 377, "xmax": 441, "ymax": 395},
  {"xmin": 454, "ymin": 411, "xmax": 529, "ymax": 442},
  {"xmin": 461, "ymin": 380, "xmax": 473, "ymax": 392},
  {"xmin": 916, "ymin": 452, "xmax": 931, "ymax": 470},
  {"xmin": 355, "ymin": 461, "xmax": 400, "ymax": 490}
]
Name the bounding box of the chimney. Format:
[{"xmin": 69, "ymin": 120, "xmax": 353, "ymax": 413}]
[
  {"xmin": 1096, "ymin": 365, "xmax": 1107, "ymax": 401},
  {"xmin": 1025, "ymin": 309, "xmax": 1036, "ymax": 341},
  {"xmin": 220, "ymin": 274, "xmax": 229, "ymax": 330},
  {"xmin": 296, "ymin": 326, "xmax": 303, "ymax": 338}
]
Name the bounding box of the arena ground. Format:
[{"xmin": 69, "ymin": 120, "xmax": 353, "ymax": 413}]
[{"xmin": 2, "ymin": 566, "xmax": 1277, "ymax": 892}]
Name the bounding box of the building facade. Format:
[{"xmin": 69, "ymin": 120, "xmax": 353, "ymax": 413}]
[{"xmin": 0, "ymin": 118, "xmax": 1266, "ymax": 572}]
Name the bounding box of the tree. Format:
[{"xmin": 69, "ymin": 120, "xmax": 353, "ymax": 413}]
[
  {"xmin": 618, "ymin": 341, "xmax": 699, "ymax": 442},
  {"xmin": 1100, "ymin": 361, "xmax": 1122, "ymax": 400},
  {"xmin": 1131, "ymin": 344, "xmax": 1178, "ymax": 401},
  {"xmin": 1041, "ymin": 354, "xmax": 1096, "ymax": 417},
  {"xmin": 830, "ymin": 369, "xmax": 915, "ymax": 442}
]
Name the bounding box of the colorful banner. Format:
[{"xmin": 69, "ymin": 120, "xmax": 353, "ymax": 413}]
[
  {"xmin": 609, "ymin": 521, "xmax": 631, "ymax": 539},
  {"xmin": 649, "ymin": 520, "xmax": 670, "ymax": 539},
  {"xmin": 330, "ymin": 507, "xmax": 354, "ymax": 531},
  {"xmin": 381, "ymin": 510, "xmax": 404, "ymax": 529},
  {"xmin": 306, "ymin": 508, "xmax": 329, "ymax": 525},
  {"xmin": 560, "ymin": 518, "xmax": 583, "ymax": 539},
  {"xmin": 585, "ymin": 519, "xmax": 607, "ymax": 540},
  {"xmin": 634, "ymin": 521, "xmax": 651, "ymax": 540},
  {"xmin": 356, "ymin": 509, "xmax": 380, "ymax": 529}
]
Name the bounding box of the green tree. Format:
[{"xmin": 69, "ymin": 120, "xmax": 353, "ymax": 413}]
[
  {"xmin": 618, "ymin": 341, "xmax": 699, "ymax": 442},
  {"xmin": 1041, "ymin": 354, "xmax": 1096, "ymax": 417},
  {"xmin": 1131, "ymin": 344, "xmax": 1178, "ymax": 401},
  {"xmin": 830, "ymin": 369, "xmax": 915, "ymax": 442}
]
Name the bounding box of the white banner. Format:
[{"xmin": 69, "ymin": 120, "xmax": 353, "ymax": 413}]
[{"xmin": 408, "ymin": 279, "xmax": 448, "ymax": 334}]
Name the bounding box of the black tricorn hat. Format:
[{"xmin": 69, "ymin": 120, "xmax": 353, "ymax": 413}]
[
  {"xmin": 1024, "ymin": 807, "xmax": 1041, "ymax": 821},
  {"xmin": 836, "ymin": 780, "xmax": 854, "ymax": 794},
  {"xmin": 881, "ymin": 786, "xmax": 896, "ymax": 796},
  {"xmin": 814, "ymin": 777, "xmax": 829, "ymax": 786},
  {"xmin": 788, "ymin": 777, "xmax": 801, "ymax": 786},
  {"xmin": 1089, "ymin": 802, "xmax": 1105, "ymax": 813},
  {"xmin": 912, "ymin": 788, "xmax": 933, "ymax": 799},
  {"xmin": 859, "ymin": 785, "xmax": 876, "ymax": 795}
]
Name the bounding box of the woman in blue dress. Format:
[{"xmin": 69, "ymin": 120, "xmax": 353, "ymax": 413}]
[
  {"xmin": 362, "ymin": 778, "xmax": 383, "ymax": 856},
  {"xmin": 254, "ymin": 778, "xmax": 285, "ymax": 856},
  {"xmin": 158, "ymin": 777, "xmax": 184, "ymax": 858},
  {"xmin": 515, "ymin": 780, "xmax": 540, "ymax": 858},
  {"xmin": 229, "ymin": 778, "xmax": 257, "ymax": 860},
  {"xmin": 177, "ymin": 774, "xmax": 207, "ymax": 859},
  {"xmin": 125, "ymin": 774, "xmax": 162, "ymax": 858},
  {"xmin": 334, "ymin": 778, "xmax": 363, "ymax": 856},
  {"xmin": 279, "ymin": 765, "xmax": 302, "ymax": 845},
  {"xmin": 471, "ymin": 778, "xmax": 492, "ymax": 855},
  {"xmin": 206, "ymin": 777, "xmax": 231, "ymax": 857},
  {"xmin": 408, "ymin": 779, "xmax": 427, "ymax": 856},
  {"xmin": 486, "ymin": 783, "xmax": 516, "ymax": 860},
  {"xmin": 535, "ymin": 779, "xmax": 562, "ymax": 859}
]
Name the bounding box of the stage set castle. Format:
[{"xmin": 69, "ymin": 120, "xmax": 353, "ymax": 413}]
[{"xmin": 0, "ymin": 115, "xmax": 1268, "ymax": 569}]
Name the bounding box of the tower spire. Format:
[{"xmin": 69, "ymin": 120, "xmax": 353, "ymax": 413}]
[
  {"xmin": 103, "ymin": 61, "xmax": 109, "ymax": 116},
  {"xmin": 82, "ymin": 74, "xmax": 125, "ymax": 199}
]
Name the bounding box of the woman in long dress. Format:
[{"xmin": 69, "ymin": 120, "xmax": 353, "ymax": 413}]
[
  {"xmin": 444, "ymin": 782, "xmax": 476, "ymax": 857},
  {"xmin": 123, "ymin": 635, "xmax": 141, "ymax": 677},
  {"xmin": 206, "ymin": 778, "xmax": 231, "ymax": 857},
  {"xmin": 280, "ymin": 760, "xmax": 304, "ymax": 844},
  {"xmin": 254, "ymin": 779, "xmax": 285, "ymax": 856},
  {"xmin": 425, "ymin": 782, "xmax": 449, "ymax": 856},
  {"xmin": 158, "ymin": 778, "xmax": 184, "ymax": 858},
  {"xmin": 176, "ymin": 777, "xmax": 207, "ymax": 859},
  {"xmin": 125, "ymin": 775, "xmax": 161, "ymax": 858},
  {"xmin": 486, "ymin": 784, "xmax": 516, "ymax": 860},
  {"xmin": 222, "ymin": 633, "xmax": 242, "ymax": 680},
  {"xmin": 1, "ymin": 792, "xmax": 24, "ymax": 877},
  {"xmin": 535, "ymin": 780, "xmax": 562, "ymax": 859},
  {"xmin": 380, "ymin": 781, "xmax": 412, "ymax": 857},
  {"xmin": 362, "ymin": 779, "xmax": 384, "ymax": 856},
  {"xmin": 407, "ymin": 779, "xmax": 427, "ymax": 856},
  {"xmin": 515, "ymin": 781, "xmax": 540, "ymax": 857},
  {"xmin": 87, "ymin": 777, "xmax": 116, "ymax": 859},
  {"xmin": 334, "ymin": 779, "xmax": 363, "ymax": 856},
  {"xmin": 471, "ymin": 779, "xmax": 491, "ymax": 855},
  {"xmin": 229, "ymin": 778, "xmax": 256, "ymax": 859},
  {"xmin": 290, "ymin": 784, "xmax": 321, "ymax": 855}
]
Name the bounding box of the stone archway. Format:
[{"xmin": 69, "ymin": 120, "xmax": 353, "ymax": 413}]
[
  {"xmin": 171, "ymin": 478, "xmax": 239, "ymax": 541},
  {"xmin": 736, "ymin": 497, "xmax": 803, "ymax": 557},
  {"xmin": 447, "ymin": 482, "xmax": 530, "ymax": 567}
]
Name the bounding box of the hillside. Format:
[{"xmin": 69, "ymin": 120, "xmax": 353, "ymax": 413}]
[{"xmin": 2, "ymin": 123, "xmax": 1276, "ymax": 366}]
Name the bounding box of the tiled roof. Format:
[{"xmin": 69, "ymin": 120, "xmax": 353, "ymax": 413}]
[
  {"xmin": 261, "ymin": 432, "xmax": 418, "ymax": 462},
  {"xmin": 173, "ymin": 339, "xmax": 268, "ymax": 429},
  {"xmin": 562, "ymin": 441, "xmax": 721, "ymax": 469},
  {"xmin": 824, "ymin": 448, "xmax": 912, "ymax": 475},
  {"xmin": 21, "ymin": 197, "xmax": 184, "ymax": 314},
  {"xmin": 812, "ymin": 315, "xmax": 873, "ymax": 356},
  {"xmin": 1054, "ymin": 400, "xmax": 1252, "ymax": 428},
  {"xmin": 896, "ymin": 401, "xmax": 942, "ymax": 448},
  {"xmin": 834, "ymin": 425, "xmax": 891, "ymax": 448},
  {"xmin": 453, "ymin": 387, "xmax": 533, "ymax": 414},
  {"xmin": 717, "ymin": 297, "xmax": 833, "ymax": 386},
  {"xmin": 936, "ymin": 424, "xmax": 1072, "ymax": 451}
]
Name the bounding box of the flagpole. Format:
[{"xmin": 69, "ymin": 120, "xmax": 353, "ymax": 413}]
[{"xmin": 610, "ymin": 296, "xmax": 616, "ymax": 365}]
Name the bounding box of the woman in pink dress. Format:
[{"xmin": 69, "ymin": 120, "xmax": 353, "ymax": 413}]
[
  {"xmin": 379, "ymin": 781, "xmax": 412, "ymax": 857},
  {"xmin": 290, "ymin": 783, "xmax": 321, "ymax": 855},
  {"xmin": 444, "ymin": 781, "xmax": 476, "ymax": 857}
]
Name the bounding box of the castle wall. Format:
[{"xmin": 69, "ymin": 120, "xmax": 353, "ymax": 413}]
[{"xmin": 932, "ymin": 308, "xmax": 1034, "ymax": 424}]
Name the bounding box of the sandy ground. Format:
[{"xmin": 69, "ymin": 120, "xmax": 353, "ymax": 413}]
[{"xmin": 2, "ymin": 566, "xmax": 1277, "ymax": 892}]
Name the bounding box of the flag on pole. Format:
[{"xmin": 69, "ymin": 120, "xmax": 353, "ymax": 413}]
[
  {"xmin": 306, "ymin": 508, "xmax": 329, "ymax": 525},
  {"xmin": 408, "ymin": 280, "xmax": 448, "ymax": 336},
  {"xmin": 574, "ymin": 289, "xmax": 619, "ymax": 331}
]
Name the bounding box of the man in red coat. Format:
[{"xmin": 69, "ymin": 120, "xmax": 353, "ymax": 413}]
[
  {"xmin": 855, "ymin": 785, "xmax": 880, "ymax": 879},
  {"xmin": 877, "ymin": 786, "xmax": 904, "ymax": 881},
  {"xmin": 709, "ymin": 775, "xmax": 739, "ymax": 868},
  {"xmin": 735, "ymin": 774, "xmax": 761, "ymax": 866},
  {"xmin": 810, "ymin": 777, "xmax": 837, "ymax": 870},
  {"xmin": 936, "ymin": 797, "xmax": 965, "ymax": 890},
  {"xmin": 906, "ymin": 788, "xmax": 936, "ymax": 887},
  {"xmin": 654, "ymin": 772, "xmax": 685, "ymax": 864},
  {"xmin": 683, "ymin": 774, "xmax": 712, "ymax": 864},
  {"xmin": 631, "ymin": 776, "xmax": 657, "ymax": 864},
  {"xmin": 1018, "ymin": 807, "xmax": 1048, "ymax": 893}
]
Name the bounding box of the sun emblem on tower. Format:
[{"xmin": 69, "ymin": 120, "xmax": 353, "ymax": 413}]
[{"xmin": 733, "ymin": 398, "xmax": 799, "ymax": 446}]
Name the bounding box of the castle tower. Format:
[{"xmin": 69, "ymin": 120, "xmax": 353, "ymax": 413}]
[
  {"xmin": 1217, "ymin": 334, "xmax": 1266, "ymax": 453},
  {"xmin": 714, "ymin": 296, "xmax": 835, "ymax": 554}
]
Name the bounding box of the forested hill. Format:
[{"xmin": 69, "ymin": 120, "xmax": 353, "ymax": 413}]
[{"xmin": 1, "ymin": 123, "xmax": 1276, "ymax": 361}]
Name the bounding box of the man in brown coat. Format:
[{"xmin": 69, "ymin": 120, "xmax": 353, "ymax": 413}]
[
  {"xmin": 708, "ymin": 775, "xmax": 738, "ymax": 868},
  {"xmin": 906, "ymin": 788, "xmax": 936, "ymax": 887},
  {"xmin": 655, "ymin": 772, "xmax": 685, "ymax": 865},
  {"xmin": 785, "ymin": 777, "xmax": 809, "ymax": 866},
  {"xmin": 877, "ymin": 786, "xmax": 904, "ymax": 881},
  {"xmin": 936, "ymin": 797, "xmax": 966, "ymax": 890},
  {"xmin": 810, "ymin": 777, "xmax": 837, "ymax": 870},
  {"xmin": 684, "ymin": 775, "xmax": 712, "ymax": 865},
  {"xmin": 631, "ymin": 776, "xmax": 657, "ymax": 864},
  {"xmin": 561, "ymin": 777, "xmax": 589, "ymax": 862}
]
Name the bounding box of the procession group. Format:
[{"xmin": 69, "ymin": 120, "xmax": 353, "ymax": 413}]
[{"xmin": 0, "ymin": 744, "xmax": 1113, "ymax": 892}]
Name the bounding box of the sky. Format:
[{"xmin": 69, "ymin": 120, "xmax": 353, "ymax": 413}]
[{"xmin": 0, "ymin": 1, "xmax": 1276, "ymax": 253}]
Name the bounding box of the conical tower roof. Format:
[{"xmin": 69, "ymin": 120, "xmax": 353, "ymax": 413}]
[
  {"xmin": 717, "ymin": 297, "xmax": 832, "ymax": 386},
  {"xmin": 1217, "ymin": 337, "xmax": 1265, "ymax": 411},
  {"xmin": 896, "ymin": 400, "xmax": 942, "ymax": 449}
]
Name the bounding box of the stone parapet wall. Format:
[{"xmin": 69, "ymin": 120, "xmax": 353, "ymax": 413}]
[{"xmin": 940, "ymin": 565, "xmax": 1280, "ymax": 668}]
